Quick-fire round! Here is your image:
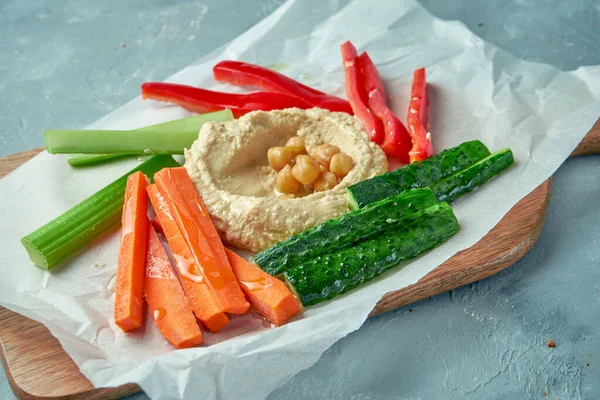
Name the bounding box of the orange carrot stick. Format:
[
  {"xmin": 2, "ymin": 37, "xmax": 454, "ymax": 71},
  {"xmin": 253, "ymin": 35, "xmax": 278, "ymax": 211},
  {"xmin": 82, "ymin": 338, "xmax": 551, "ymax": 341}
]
[
  {"xmin": 226, "ymin": 249, "xmax": 301, "ymax": 326},
  {"xmin": 147, "ymin": 184, "xmax": 229, "ymax": 332},
  {"xmin": 114, "ymin": 171, "xmax": 150, "ymax": 332},
  {"xmin": 154, "ymin": 168, "xmax": 250, "ymax": 315},
  {"xmin": 144, "ymin": 226, "xmax": 204, "ymax": 348}
]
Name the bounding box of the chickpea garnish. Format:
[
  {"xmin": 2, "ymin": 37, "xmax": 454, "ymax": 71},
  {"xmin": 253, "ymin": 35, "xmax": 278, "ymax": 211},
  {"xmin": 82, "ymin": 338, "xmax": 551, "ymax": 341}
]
[
  {"xmin": 329, "ymin": 153, "xmax": 354, "ymax": 178},
  {"xmin": 313, "ymin": 144, "xmax": 341, "ymax": 168},
  {"xmin": 285, "ymin": 136, "xmax": 307, "ymax": 157},
  {"xmin": 276, "ymin": 165, "xmax": 301, "ymax": 194},
  {"xmin": 268, "ymin": 147, "xmax": 295, "ymax": 172},
  {"xmin": 314, "ymin": 171, "xmax": 339, "ymax": 192},
  {"xmin": 292, "ymin": 155, "xmax": 321, "ymax": 185}
]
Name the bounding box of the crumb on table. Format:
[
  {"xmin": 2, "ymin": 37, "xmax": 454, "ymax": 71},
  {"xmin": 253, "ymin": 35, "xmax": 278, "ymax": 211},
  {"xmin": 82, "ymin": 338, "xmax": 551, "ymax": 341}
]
[{"xmin": 547, "ymin": 339, "xmax": 556, "ymax": 348}]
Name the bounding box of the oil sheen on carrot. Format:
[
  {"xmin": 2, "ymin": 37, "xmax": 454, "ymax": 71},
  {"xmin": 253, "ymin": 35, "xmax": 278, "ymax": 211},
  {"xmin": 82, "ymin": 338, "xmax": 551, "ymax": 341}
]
[
  {"xmin": 144, "ymin": 226, "xmax": 203, "ymax": 348},
  {"xmin": 147, "ymin": 184, "xmax": 229, "ymax": 333},
  {"xmin": 226, "ymin": 249, "xmax": 301, "ymax": 326},
  {"xmin": 154, "ymin": 168, "xmax": 249, "ymax": 315}
]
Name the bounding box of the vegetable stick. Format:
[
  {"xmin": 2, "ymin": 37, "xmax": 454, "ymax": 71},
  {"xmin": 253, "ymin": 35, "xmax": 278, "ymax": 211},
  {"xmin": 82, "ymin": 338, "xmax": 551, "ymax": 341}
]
[
  {"xmin": 66, "ymin": 110, "xmax": 234, "ymax": 166},
  {"xmin": 114, "ymin": 171, "xmax": 150, "ymax": 332},
  {"xmin": 407, "ymin": 67, "xmax": 433, "ymax": 163},
  {"xmin": 67, "ymin": 153, "xmax": 130, "ymax": 167},
  {"xmin": 357, "ymin": 52, "xmax": 412, "ymax": 163},
  {"xmin": 154, "ymin": 168, "xmax": 250, "ymax": 315},
  {"xmin": 45, "ymin": 129, "xmax": 202, "ymax": 155},
  {"xmin": 144, "ymin": 226, "xmax": 204, "ymax": 348},
  {"xmin": 21, "ymin": 154, "xmax": 180, "ymax": 270},
  {"xmin": 226, "ymin": 249, "xmax": 301, "ymax": 326},
  {"xmin": 147, "ymin": 184, "xmax": 229, "ymax": 332},
  {"xmin": 141, "ymin": 82, "xmax": 313, "ymax": 118},
  {"xmin": 212, "ymin": 60, "xmax": 353, "ymax": 114},
  {"xmin": 340, "ymin": 41, "xmax": 384, "ymax": 144}
]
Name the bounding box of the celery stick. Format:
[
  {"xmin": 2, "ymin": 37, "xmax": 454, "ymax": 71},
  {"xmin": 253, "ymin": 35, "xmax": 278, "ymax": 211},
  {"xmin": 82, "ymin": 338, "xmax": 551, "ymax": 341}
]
[
  {"xmin": 67, "ymin": 153, "xmax": 131, "ymax": 166},
  {"xmin": 21, "ymin": 155, "xmax": 180, "ymax": 270},
  {"xmin": 134, "ymin": 109, "xmax": 233, "ymax": 132},
  {"xmin": 49, "ymin": 110, "xmax": 233, "ymax": 160},
  {"xmin": 47, "ymin": 130, "xmax": 194, "ymax": 154}
]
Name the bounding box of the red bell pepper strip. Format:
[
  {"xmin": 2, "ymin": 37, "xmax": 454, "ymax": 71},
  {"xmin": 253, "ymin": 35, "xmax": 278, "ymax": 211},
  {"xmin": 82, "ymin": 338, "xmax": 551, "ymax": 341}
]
[
  {"xmin": 357, "ymin": 52, "xmax": 412, "ymax": 164},
  {"xmin": 340, "ymin": 41, "xmax": 385, "ymax": 144},
  {"xmin": 213, "ymin": 61, "xmax": 353, "ymax": 114},
  {"xmin": 407, "ymin": 68, "xmax": 433, "ymax": 163},
  {"xmin": 141, "ymin": 82, "xmax": 313, "ymax": 118}
]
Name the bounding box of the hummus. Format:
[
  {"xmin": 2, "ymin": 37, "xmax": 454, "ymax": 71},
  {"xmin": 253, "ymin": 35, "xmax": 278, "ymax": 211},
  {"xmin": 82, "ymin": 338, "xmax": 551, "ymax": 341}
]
[{"xmin": 184, "ymin": 108, "xmax": 388, "ymax": 252}]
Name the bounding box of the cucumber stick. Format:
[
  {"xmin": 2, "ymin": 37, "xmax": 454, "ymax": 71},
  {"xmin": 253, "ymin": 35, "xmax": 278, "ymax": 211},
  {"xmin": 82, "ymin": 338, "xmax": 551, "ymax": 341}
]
[
  {"xmin": 284, "ymin": 202, "xmax": 459, "ymax": 306},
  {"xmin": 347, "ymin": 140, "xmax": 491, "ymax": 209},
  {"xmin": 431, "ymin": 149, "xmax": 514, "ymax": 203},
  {"xmin": 21, "ymin": 155, "xmax": 180, "ymax": 270},
  {"xmin": 254, "ymin": 188, "xmax": 437, "ymax": 276}
]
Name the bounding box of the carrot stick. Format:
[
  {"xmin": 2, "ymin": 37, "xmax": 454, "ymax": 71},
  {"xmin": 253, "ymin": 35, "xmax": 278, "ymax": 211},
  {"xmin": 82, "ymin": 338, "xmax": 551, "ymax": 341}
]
[
  {"xmin": 226, "ymin": 249, "xmax": 301, "ymax": 326},
  {"xmin": 114, "ymin": 171, "xmax": 150, "ymax": 332},
  {"xmin": 147, "ymin": 184, "xmax": 229, "ymax": 332},
  {"xmin": 154, "ymin": 168, "xmax": 250, "ymax": 315},
  {"xmin": 144, "ymin": 226, "xmax": 204, "ymax": 348}
]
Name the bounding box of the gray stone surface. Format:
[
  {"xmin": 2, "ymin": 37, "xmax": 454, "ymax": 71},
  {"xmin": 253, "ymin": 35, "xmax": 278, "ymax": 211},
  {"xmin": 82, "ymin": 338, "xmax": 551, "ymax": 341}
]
[{"xmin": 0, "ymin": 0, "xmax": 598, "ymax": 399}]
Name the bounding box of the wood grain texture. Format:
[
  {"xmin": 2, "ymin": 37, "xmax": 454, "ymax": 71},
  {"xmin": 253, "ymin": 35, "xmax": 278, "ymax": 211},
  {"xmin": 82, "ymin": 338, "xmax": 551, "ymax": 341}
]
[
  {"xmin": 0, "ymin": 309, "xmax": 139, "ymax": 400},
  {"xmin": 371, "ymin": 179, "xmax": 551, "ymax": 316},
  {"xmin": 0, "ymin": 121, "xmax": 598, "ymax": 400},
  {"xmin": 0, "ymin": 148, "xmax": 43, "ymax": 179},
  {"xmin": 571, "ymin": 119, "xmax": 600, "ymax": 157}
]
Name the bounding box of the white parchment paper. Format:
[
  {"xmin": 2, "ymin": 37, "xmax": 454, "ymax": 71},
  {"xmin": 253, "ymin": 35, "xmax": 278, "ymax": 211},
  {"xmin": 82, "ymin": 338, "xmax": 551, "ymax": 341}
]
[{"xmin": 1, "ymin": 0, "xmax": 599, "ymax": 399}]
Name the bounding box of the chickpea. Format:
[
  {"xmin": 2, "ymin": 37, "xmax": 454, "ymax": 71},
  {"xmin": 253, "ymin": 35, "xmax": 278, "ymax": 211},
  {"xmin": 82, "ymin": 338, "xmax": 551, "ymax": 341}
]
[
  {"xmin": 276, "ymin": 165, "xmax": 301, "ymax": 194},
  {"xmin": 314, "ymin": 171, "xmax": 339, "ymax": 192},
  {"xmin": 329, "ymin": 153, "xmax": 354, "ymax": 178},
  {"xmin": 268, "ymin": 147, "xmax": 295, "ymax": 172},
  {"xmin": 313, "ymin": 144, "xmax": 341, "ymax": 168},
  {"xmin": 285, "ymin": 136, "xmax": 307, "ymax": 157},
  {"xmin": 292, "ymin": 155, "xmax": 321, "ymax": 185}
]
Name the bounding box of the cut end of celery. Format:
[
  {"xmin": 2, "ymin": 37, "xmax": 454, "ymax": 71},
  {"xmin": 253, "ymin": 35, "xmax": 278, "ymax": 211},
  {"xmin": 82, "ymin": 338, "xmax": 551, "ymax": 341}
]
[{"xmin": 21, "ymin": 237, "xmax": 50, "ymax": 270}]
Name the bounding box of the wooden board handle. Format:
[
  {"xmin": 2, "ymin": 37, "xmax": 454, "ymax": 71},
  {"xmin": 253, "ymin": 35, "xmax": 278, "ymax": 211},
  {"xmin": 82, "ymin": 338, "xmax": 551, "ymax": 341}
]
[{"xmin": 571, "ymin": 118, "xmax": 600, "ymax": 157}]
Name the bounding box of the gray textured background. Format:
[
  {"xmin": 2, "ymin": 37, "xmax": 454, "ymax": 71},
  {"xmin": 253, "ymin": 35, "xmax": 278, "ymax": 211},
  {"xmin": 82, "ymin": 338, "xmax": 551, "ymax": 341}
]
[{"xmin": 1, "ymin": 0, "xmax": 598, "ymax": 399}]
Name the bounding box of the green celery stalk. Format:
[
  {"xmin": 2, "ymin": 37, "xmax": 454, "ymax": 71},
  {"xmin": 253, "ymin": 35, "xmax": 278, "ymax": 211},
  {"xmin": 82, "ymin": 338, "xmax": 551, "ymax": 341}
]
[
  {"xmin": 48, "ymin": 130, "xmax": 192, "ymax": 155},
  {"xmin": 67, "ymin": 153, "xmax": 131, "ymax": 166},
  {"xmin": 21, "ymin": 154, "xmax": 180, "ymax": 270},
  {"xmin": 67, "ymin": 110, "xmax": 234, "ymax": 166},
  {"xmin": 51, "ymin": 109, "xmax": 233, "ymax": 160}
]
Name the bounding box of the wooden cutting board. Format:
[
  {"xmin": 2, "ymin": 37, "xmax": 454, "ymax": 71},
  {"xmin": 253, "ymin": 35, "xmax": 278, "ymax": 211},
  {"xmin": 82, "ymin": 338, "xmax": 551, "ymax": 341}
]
[{"xmin": 1, "ymin": 123, "xmax": 599, "ymax": 400}]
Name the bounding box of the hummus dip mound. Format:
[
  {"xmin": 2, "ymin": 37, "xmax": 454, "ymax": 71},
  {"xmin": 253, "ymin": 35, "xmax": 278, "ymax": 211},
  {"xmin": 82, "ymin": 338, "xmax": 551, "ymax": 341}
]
[{"xmin": 184, "ymin": 108, "xmax": 388, "ymax": 252}]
